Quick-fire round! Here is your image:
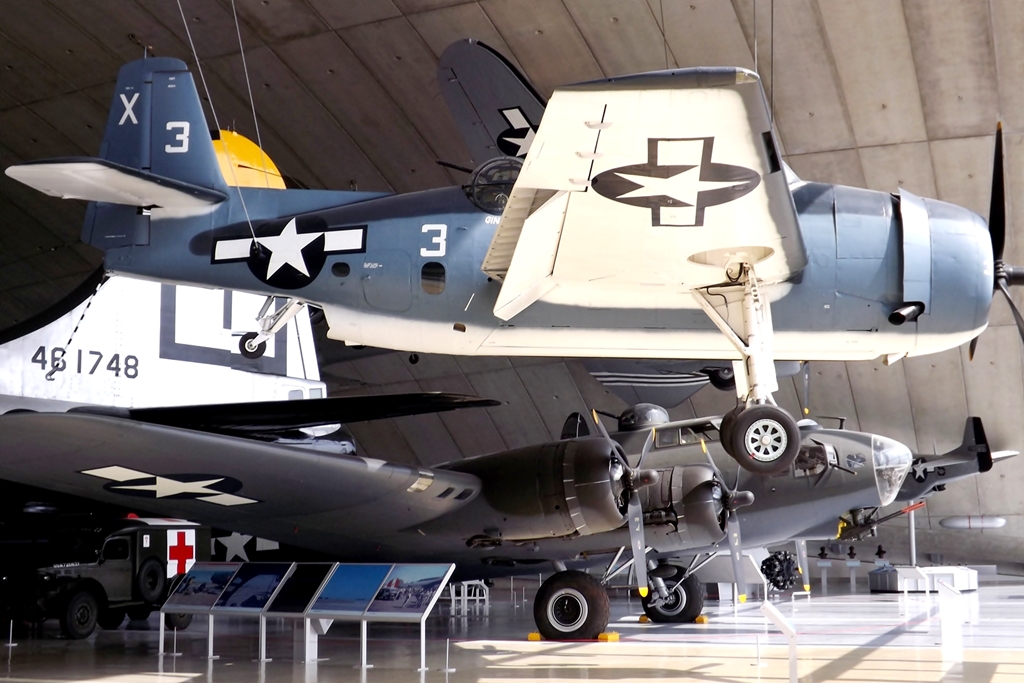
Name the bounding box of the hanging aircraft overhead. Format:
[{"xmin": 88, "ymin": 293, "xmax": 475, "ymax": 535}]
[{"xmin": 6, "ymin": 51, "xmax": 1019, "ymax": 481}]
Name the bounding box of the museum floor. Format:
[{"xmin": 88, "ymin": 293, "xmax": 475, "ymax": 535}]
[{"xmin": 4, "ymin": 578, "xmax": 1024, "ymax": 683}]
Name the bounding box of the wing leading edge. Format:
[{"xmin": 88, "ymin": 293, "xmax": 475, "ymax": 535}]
[{"xmin": 484, "ymin": 67, "xmax": 805, "ymax": 320}]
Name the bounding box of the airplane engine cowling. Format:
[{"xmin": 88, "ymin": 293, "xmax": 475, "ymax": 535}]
[
  {"xmin": 641, "ymin": 464, "xmax": 725, "ymax": 547},
  {"xmin": 440, "ymin": 438, "xmax": 626, "ymax": 542}
]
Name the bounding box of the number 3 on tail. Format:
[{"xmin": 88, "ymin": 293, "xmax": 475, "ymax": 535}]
[{"xmin": 165, "ymin": 121, "xmax": 190, "ymax": 154}]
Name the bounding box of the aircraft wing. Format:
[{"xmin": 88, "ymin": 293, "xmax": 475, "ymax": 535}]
[
  {"xmin": 0, "ymin": 412, "xmax": 481, "ymax": 548},
  {"xmin": 71, "ymin": 392, "xmax": 502, "ymax": 436},
  {"xmin": 482, "ymin": 67, "xmax": 805, "ymax": 320}
]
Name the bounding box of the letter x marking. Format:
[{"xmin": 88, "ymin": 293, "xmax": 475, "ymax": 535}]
[{"xmin": 119, "ymin": 92, "xmax": 139, "ymax": 125}]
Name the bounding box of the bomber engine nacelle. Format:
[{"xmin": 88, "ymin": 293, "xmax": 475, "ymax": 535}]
[
  {"xmin": 440, "ymin": 438, "xmax": 625, "ymax": 542},
  {"xmin": 640, "ymin": 463, "xmax": 726, "ymax": 548}
]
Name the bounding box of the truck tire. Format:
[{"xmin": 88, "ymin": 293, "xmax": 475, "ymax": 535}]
[
  {"xmin": 136, "ymin": 558, "xmax": 166, "ymax": 603},
  {"xmin": 60, "ymin": 590, "xmax": 98, "ymax": 639},
  {"xmin": 165, "ymin": 612, "xmax": 193, "ymax": 630},
  {"xmin": 126, "ymin": 606, "xmax": 153, "ymax": 621},
  {"xmin": 97, "ymin": 609, "xmax": 125, "ymax": 630}
]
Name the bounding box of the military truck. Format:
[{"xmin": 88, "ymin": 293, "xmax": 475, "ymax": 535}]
[{"xmin": 1, "ymin": 517, "xmax": 210, "ymax": 638}]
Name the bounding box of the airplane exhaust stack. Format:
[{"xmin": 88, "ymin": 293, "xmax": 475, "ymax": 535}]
[{"xmin": 888, "ymin": 303, "xmax": 924, "ymax": 326}]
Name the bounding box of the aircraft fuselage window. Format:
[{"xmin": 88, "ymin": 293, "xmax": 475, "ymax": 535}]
[
  {"xmin": 421, "ymin": 261, "xmax": 446, "ymax": 295},
  {"xmin": 656, "ymin": 429, "xmax": 679, "ymax": 448},
  {"xmin": 288, "ymin": 389, "xmax": 304, "ymax": 400},
  {"xmin": 331, "ymin": 262, "xmax": 350, "ymax": 277},
  {"xmin": 102, "ymin": 538, "xmax": 130, "ymax": 561}
]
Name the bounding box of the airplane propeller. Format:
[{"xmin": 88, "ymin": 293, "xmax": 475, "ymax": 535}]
[
  {"xmin": 970, "ymin": 123, "xmax": 1024, "ymax": 360},
  {"xmin": 590, "ymin": 410, "xmax": 658, "ymax": 598},
  {"xmin": 700, "ymin": 438, "xmax": 755, "ymax": 603}
]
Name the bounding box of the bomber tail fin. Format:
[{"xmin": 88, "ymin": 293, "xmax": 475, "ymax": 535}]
[{"xmin": 438, "ymin": 39, "xmax": 546, "ymax": 165}]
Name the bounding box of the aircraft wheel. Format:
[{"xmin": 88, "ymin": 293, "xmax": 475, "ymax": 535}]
[
  {"xmin": 60, "ymin": 589, "xmax": 98, "ymax": 639},
  {"xmin": 97, "ymin": 609, "xmax": 125, "ymax": 630},
  {"xmin": 727, "ymin": 405, "xmax": 800, "ymax": 475},
  {"xmin": 641, "ymin": 572, "xmax": 704, "ymax": 623},
  {"xmin": 239, "ymin": 332, "xmax": 266, "ymax": 359},
  {"xmin": 533, "ymin": 571, "xmax": 609, "ymax": 641},
  {"xmin": 706, "ymin": 368, "xmax": 736, "ymax": 392},
  {"xmin": 718, "ymin": 405, "xmax": 743, "ymax": 445}
]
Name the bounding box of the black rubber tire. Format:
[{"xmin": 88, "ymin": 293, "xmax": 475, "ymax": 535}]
[
  {"xmin": 97, "ymin": 609, "xmax": 125, "ymax": 630},
  {"xmin": 707, "ymin": 367, "xmax": 736, "ymax": 392},
  {"xmin": 126, "ymin": 606, "xmax": 153, "ymax": 621},
  {"xmin": 533, "ymin": 571, "xmax": 609, "ymax": 641},
  {"xmin": 726, "ymin": 404, "xmax": 801, "ymax": 476},
  {"xmin": 165, "ymin": 612, "xmax": 193, "ymax": 630},
  {"xmin": 718, "ymin": 404, "xmax": 744, "ymax": 447},
  {"xmin": 136, "ymin": 558, "xmax": 166, "ymax": 604},
  {"xmin": 60, "ymin": 590, "xmax": 98, "ymax": 639},
  {"xmin": 641, "ymin": 573, "xmax": 705, "ymax": 623},
  {"xmin": 239, "ymin": 332, "xmax": 266, "ymax": 360}
]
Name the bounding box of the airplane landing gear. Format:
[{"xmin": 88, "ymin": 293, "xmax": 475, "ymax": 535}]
[
  {"xmin": 533, "ymin": 570, "xmax": 609, "ymax": 640},
  {"xmin": 641, "ymin": 570, "xmax": 704, "ymax": 623},
  {"xmin": 237, "ymin": 296, "xmax": 306, "ymax": 360},
  {"xmin": 694, "ymin": 264, "xmax": 801, "ymax": 475}
]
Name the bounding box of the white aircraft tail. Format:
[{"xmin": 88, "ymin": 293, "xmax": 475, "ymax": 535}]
[{"xmin": 0, "ymin": 270, "xmax": 325, "ymax": 412}]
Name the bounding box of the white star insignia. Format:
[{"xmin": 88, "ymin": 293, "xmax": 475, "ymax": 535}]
[
  {"xmin": 113, "ymin": 476, "xmax": 226, "ymax": 498},
  {"xmin": 217, "ymin": 532, "xmax": 253, "ymax": 562},
  {"xmin": 257, "ymin": 217, "xmax": 320, "ymax": 278},
  {"xmin": 615, "ymin": 167, "xmax": 741, "ymax": 206}
]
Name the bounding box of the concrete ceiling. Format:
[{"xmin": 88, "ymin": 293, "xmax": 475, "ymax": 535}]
[{"xmin": 2, "ymin": 0, "xmax": 1023, "ymax": 565}]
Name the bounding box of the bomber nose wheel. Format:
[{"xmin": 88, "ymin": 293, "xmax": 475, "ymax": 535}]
[
  {"xmin": 721, "ymin": 404, "xmax": 800, "ymax": 476},
  {"xmin": 533, "ymin": 570, "xmax": 610, "ymax": 641},
  {"xmin": 640, "ymin": 572, "xmax": 705, "ymax": 623}
]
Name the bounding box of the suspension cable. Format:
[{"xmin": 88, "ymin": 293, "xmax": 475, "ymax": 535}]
[{"xmin": 230, "ymin": 0, "xmax": 271, "ymax": 188}]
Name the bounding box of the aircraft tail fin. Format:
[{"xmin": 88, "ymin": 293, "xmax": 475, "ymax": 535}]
[
  {"xmin": 957, "ymin": 416, "xmax": 992, "ymax": 473},
  {"xmin": 438, "ymin": 39, "xmax": 546, "ymax": 165}
]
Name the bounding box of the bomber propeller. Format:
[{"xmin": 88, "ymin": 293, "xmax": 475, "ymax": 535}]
[
  {"xmin": 590, "ymin": 410, "xmax": 658, "ymax": 597},
  {"xmin": 701, "ymin": 437, "xmax": 755, "ymax": 603},
  {"xmin": 970, "ymin": 123, "xmax": 1024, "ymax": 360}
]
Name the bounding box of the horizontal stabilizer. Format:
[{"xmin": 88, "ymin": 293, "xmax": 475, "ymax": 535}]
[
  {"xmin": 5, "ymin": 157, "xmax": 226, "ymax": 207},
  {"xmin": 72, "ymin": 392, "xmax": 501, "ymax": 436}
]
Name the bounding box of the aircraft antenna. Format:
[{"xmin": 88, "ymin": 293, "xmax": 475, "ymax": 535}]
[
  {"xmin": 230, "ymin": 0, "xmax": 272, "ymax": 189},
  {"xmin": 770, "ymin": 0, "xmax": 775, "ymax": 122},
  {"xmin": 175, "ymin": 0, "xmax": 259, "ymax": 244}
]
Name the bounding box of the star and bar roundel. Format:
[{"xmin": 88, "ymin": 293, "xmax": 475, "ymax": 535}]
[
  {"xmin": 590, "ymin": 137, "xmax": 761, "ymax": 227},
  {"xmin": 212, "ymin": 216, "xmax": 366, "ymax": 290},
  {"xmin": 82, "ymin": 465, "xmax": 257, "ymax": 506}
]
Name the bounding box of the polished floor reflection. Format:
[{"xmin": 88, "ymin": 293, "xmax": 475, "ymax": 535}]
[{"xmin": 3, "ymin": 578, "xmax": 1024, "ymax": 682}]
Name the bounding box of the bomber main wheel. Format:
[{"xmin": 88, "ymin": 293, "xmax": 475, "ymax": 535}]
[
  {"xmin": 725, "ymin": 405, "xmax": 800, "ymax": 476},
  {"xmin": 60, "ymin": 590, "xmax": 98, "ymax": 639},
  {"xmin": 641, "ymin": 572, "xmax": 705, "ymax": 623},
  {"xmin": 533, "ymin": 571, "xmax": 609, "ymax": 641},
  {"xmin": 239, "ymin": 332, "xmax": 267, "ymax": 360}
]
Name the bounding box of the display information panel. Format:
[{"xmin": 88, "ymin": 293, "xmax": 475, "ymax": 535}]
[
  {"xmin": 365, "ymin": 564, "xmax": 455, "ymax": 622},
  {"xmin": 266, "ymin": 563, "xmax": 336, "ymax": 616},
  {"xmin": 161, "ymin": 562, "xmax": 241, "ymax": 613},
  {"xmin": 212, "ymin": 562, "xmax": 293, "ymax": 613},
  {"xmin": 307, "ymin": 564, "xmax": 391, "ymax": 617}
]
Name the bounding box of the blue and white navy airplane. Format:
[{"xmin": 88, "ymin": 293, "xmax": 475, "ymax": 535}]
[{"xmin": 7, "ymin": 41, "xmax": 1022, "ymax": 476}]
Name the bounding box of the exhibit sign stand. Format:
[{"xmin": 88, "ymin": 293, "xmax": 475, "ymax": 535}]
[
  {"xmin": 816, "ymin": 560, "xmax": 832, "ymax": 594},
  {"xmin": 760, "ymin": 600, "xmax": 798, "ymax": 683},
  {"xmin": 161, "ymin": 561, "xmax": 455, "ymax": 669},
  {"xmin": 846, "ymin": 559, "xmax": 861, "ymax": 592}
]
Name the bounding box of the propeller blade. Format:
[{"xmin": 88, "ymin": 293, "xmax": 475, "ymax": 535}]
[
  {"xmin": 627, "ymin": 490, "xmax": 648, "ymax": 597},
  {"xmin": 997, "ymin": 281, "xmax": 1024, "ymax": 346},
  {"xmin": 637, "ymin": 428, "xmax": 655, "ymax": 469},
  {"xmin": 801, "ymin": 362, "xmax": 811, "ymax": 416},
  {"xmin": 726, "ymin": 511, "xmax": 746, "ymax": 604},
  {"xmin": 968, "ymin": 335, "xmax": 980, "ymax": 361},
  {"xmin": 990, "ymin": 122, "xmax": 1006, "ymax": 261}
]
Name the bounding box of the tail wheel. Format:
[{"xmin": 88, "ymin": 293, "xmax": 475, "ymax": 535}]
[
  {"xmin": 60, "ymin": 590, "xmax": 98, "ymax": 639},
  {"xmin": 165, "ymin": 612, "xmax": 193, "ymax": 630},
  {"xmin": 97, "ymin": 609, "xmax": 125, "ymax": 630},
  {"xmin": 239, "ymin": 332, "xmax": 267, "ymax": 360},
  {"xmin": 126, "ymin": 606, "xmax": 153, "ymax": 621},
  {"xmin": 136, "ymin": 558, "xmax": 166, "ymax": 603},
  {"xmin": 533, "ymin": 570, "xmax": 609, "ymax": 641},
  {"xmin": 725, "ymin": 404, "xmax": 801, "ymax": 475},
  {"xmin": 641, "ymin": 572, "xmax": 705, "ymax": 623}
]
